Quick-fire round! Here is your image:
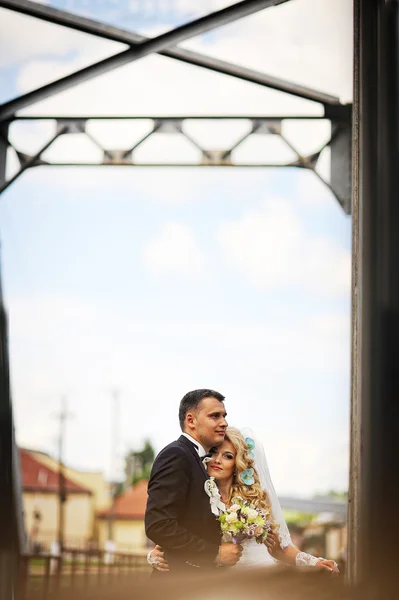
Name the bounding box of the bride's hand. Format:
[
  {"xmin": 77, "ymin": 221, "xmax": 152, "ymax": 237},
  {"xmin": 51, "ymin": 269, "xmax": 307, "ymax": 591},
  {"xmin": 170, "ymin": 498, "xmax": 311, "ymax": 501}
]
[
  {"xmin": 264, "ymin": 530, "xmax": 282, "ymax": 558},
  {"xmin": 148, "ymin": 545, "xmax": 170, "ymax": 572},
  {"xmin": 315, "ymin": 559, "xmax": 340, "ymax": 574}
]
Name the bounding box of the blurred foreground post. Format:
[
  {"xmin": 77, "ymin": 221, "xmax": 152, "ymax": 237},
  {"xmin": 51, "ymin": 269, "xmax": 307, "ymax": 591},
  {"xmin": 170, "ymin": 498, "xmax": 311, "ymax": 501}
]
[
  {"xmin": 350, "ymin": 0, "xmax": 399, "ymax": 592},
  {"xmin": 0, "ymin": 246, "xmax": 25, "ymax": 598}
]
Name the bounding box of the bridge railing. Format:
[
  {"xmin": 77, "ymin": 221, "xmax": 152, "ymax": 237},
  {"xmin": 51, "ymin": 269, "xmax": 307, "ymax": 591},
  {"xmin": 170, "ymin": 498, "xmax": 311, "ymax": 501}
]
[{"xmin": 18, "ymin": 548, "xmax": 150, "ymax": 600}]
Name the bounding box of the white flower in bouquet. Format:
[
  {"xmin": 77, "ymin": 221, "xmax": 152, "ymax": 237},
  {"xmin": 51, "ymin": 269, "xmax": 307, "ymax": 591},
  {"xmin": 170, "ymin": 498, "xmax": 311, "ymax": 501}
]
[
  {"xmin": 226, "ymin": 512, "xmax": 239, "ymax": 524},
  {"xmin": 254, "ymin": 526, "xmax": 264, "ymax": 536},
  {"xmin": 246, "ymin": 508, "xmax": 259, "ymax": 520},
  {"xmin": 218, "ymin": 497, "xmax": 273, "ymax": 545}
]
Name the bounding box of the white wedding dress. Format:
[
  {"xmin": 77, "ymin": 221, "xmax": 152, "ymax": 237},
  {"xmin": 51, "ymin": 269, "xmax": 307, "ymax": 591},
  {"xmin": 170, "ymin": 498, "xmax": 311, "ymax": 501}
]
[
  {"xmin": 222, "ymin": 525, "xmax": 292, "ymax": 569},
  {"xmin": 226, "ymin": 536, "xmax": 276, "ymax": 568},
  {"xmin": 213, "ymin": 429, "xmax": 294, "ymax": 570},
  {"xmin": 221, "ymin": 522, "xmax": 292, "ymax": 569}
]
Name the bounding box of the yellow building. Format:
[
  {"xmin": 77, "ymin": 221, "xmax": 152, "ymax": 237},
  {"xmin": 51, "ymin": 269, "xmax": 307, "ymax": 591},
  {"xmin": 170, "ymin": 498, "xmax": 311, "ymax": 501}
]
[
  {"xmin": 29, "ymin": 450, "xmax": 111, "ymax": 513},
  {"xmin": 97, "ymin": 480, "xmax": 149, "ymax": 553},
  {"xmin": 28, "ymin": 449, "xmax": 112, "ymax": 544},
  {"xmin": 20, "ymin": 448, "xmax": 95, "ymax": 551}
]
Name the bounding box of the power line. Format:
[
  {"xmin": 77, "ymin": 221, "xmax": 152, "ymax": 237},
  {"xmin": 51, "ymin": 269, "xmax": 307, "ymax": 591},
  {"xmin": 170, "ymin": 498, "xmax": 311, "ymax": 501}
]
[
  {"xmin": 107, "ymin": 389, "xmax": 120, "ymax": 541},
  {"xmin": 53, "ymin": 396, "xmax": 73, "ymax": 553}
]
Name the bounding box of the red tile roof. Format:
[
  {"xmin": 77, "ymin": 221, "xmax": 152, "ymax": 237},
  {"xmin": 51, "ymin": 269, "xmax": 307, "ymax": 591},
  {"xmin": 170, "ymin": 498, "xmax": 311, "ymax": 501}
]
[
  {"xmin": 98, "ymin": 480, "xmax": 148, "ymax": 520},
  {"xmin": 20, "ymin": 449, "xmax": 91, "ymax": 494}
]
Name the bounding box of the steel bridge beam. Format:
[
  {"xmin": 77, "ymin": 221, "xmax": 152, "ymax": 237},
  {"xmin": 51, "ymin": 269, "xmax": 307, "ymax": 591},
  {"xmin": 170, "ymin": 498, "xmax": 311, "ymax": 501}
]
[
  {"xmin": 0, "ymin": 0, "xmax": 294, "ymax": 120},
  {"xmin": 0, "ymin": 127, "xmax": 67, "ymax": 195},
  {"xmin": 2, "ymin": 115, "xmax": 352, "ymax": 212},
  {"xmin": 0, "ymin": 0, "xmax": 343, "ymax": 111}
]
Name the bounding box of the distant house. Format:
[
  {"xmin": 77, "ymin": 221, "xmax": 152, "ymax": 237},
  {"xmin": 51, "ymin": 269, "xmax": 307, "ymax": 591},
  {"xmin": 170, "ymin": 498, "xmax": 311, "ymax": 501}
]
[
  {"xmin": 97, "ymin": 480, "xmax": 149, "ymax": 553},
  {"xmin": 20, "ymin": 449, "xmax": 93, "ymax": 551},
  {"xmin": 27, "ymin": 449, "xmax": 112, "ymax": 541},
  {"xmin": 28, "ymin": 450, "xmax": 111, "ymax": 512}
]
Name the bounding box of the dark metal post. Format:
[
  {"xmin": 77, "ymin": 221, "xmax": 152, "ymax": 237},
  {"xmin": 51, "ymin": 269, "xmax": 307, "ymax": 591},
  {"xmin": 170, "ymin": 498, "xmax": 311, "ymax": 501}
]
[
  {"xmin": 347, "ymin": 0, "xmax": 360, "ymax": 583},
  {"xmin": 330, "ymin": 120, "xmax": 352, "ymax": 214},
  {"xmin": 0, "ymin": 124, "xmax": 7, "ymax": 194},
  {"xmin": 354, "ymin": 0, "xmax": 399, "ymax": 590},
  {"xmin": 17, "ymin": 557, "xmax": 28, "ymax": 600},
  {"xmin": 43, "ymin": 557, "xmax": 50, "ymax": 600},
  {"xmin": 0, "ymin": 125, "xmax": 21, "ymax": 599},
  {"xmin": 70, "ymin": 550, "xmax": 77, "ymax": 588},
  {"xmin": 0, "ymin": 125, "xmax": 7, "ymax": 183}
]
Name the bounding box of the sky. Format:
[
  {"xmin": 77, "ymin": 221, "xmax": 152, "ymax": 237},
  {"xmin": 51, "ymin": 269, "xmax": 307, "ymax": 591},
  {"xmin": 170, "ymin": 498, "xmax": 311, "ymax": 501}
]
[{"xmin": 0, "ymin": 0, "xmax": 353, "ymax": 497}]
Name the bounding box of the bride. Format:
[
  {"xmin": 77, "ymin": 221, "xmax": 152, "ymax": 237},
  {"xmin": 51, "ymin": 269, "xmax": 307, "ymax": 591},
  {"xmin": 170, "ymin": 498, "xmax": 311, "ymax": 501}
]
[{"xmin": 148, "ymin": 427, "xmax": 339, "ymax": 573}]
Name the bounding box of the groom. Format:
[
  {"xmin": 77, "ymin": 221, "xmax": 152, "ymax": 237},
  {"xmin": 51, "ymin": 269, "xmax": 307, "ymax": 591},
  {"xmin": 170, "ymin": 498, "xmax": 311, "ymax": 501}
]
[{"xmin": 145, "ymin": 389, "xmax": 242, "ymax": 573}]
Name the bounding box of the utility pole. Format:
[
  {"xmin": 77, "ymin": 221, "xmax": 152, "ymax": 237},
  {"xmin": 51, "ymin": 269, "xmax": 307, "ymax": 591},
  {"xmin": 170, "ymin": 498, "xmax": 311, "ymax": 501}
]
[
  {"xmin": 55, "ymin": 397, "xmax": 73, "ymax": 554},
  {"xmin": 107, "ymin": 390, "xmax": 120, "ymax": 541}
]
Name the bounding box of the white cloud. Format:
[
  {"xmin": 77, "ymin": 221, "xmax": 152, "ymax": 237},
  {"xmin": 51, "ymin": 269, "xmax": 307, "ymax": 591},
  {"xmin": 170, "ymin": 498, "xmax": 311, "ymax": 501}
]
[
  {"xmin": 14, "ymin": 54, "xmax": 318, "ymax": 118},
  {"xmin": 258, "ymin": 428, "xmax": 349, "ymax": 496},
  {"xmin": 142, "ymin": 222, "xmax": 207, "ymax": 277},
  {"xmin": 0, "ymin": 8, "xmax": 126, "ymax": 68},
  {"xmin": 217, "ymin": 198, "xmax": 351, "ymax": 295},
  {"xmin": 295, "ymin": 168, "xmax": 337, "ymax": 207},
  {"xmin": 310, "ymin": 313, "xmax": 350, "ymax": 343},
  {"xmin": 184, "ymin": 0, "xmax": 353, "ymax": 102},
  {"xmin": 8, "ymin": 292, "xmax": 100, "ymax": 342},
  {"xmin": 281, "ymin": 119, "xmax": 332, "ymax": 159}
]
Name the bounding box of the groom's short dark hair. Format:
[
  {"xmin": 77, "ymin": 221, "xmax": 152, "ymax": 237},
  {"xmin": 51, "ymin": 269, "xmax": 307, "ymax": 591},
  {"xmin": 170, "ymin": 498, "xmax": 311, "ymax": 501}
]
[{"xmin": 179, "ymin": 389, "xmax": 225, "ymax": 430}]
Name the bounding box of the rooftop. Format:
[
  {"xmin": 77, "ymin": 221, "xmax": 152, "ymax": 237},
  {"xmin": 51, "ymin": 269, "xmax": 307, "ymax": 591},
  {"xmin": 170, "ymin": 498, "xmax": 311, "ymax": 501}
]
[
  {"xmin": 98, "ymin": 480, "xmax": 148, "ymax": 520},
  {"xmin": 20, "ymin": 448, "xmax": 92, "ymax": 495}
]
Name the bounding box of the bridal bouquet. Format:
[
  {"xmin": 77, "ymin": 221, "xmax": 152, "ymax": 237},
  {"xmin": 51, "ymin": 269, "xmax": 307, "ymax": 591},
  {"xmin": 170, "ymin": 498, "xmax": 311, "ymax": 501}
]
[{"xmin": 219, "ymin": 496, "xmax": 273, "ymax": 545}]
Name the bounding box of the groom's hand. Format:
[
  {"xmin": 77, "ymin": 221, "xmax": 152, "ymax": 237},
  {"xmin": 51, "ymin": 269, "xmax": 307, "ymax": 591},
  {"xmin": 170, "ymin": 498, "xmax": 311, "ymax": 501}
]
[
  {"xmin": 148, "ymin": 545, "xmax": 169, "ymax": 572},
  {"xmin": 217, "ymin": 543, "xmax": 243, "ymax": 567}
]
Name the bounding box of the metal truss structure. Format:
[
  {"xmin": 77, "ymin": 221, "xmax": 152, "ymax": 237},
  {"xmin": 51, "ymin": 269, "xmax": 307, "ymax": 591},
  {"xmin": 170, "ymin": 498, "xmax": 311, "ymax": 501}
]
[{"xmin": 0, "ymin": 0, "xmax": 352, "ymax": 213}]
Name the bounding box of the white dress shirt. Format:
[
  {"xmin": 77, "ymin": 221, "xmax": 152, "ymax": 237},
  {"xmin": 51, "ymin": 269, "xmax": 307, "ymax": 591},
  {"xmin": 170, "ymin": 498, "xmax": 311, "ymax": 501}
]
[{"xmin": 182, "ymin": 433, "xmax": 207, "ymax": 457}]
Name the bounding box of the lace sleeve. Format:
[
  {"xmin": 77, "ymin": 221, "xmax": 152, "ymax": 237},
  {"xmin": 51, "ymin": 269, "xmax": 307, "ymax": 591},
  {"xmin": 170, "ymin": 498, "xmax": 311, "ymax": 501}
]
[
  {"xmin": 278, "ymin": 527, "xmax": 292, "ymax": 549},
  {"xmin": 295, "ymin": 552, "xmax": 322, "ymax": 567}
]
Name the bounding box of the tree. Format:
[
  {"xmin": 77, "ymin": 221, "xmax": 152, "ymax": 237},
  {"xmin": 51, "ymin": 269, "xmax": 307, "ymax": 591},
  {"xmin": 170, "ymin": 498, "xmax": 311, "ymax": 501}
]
[
  {"xmin": 283, "ymin": 510, "xmax": 315, "ymax": 527},
  {"xmin": 124, "ymin": 439, "xmax": 155, "ymax": 487},
  {"xmin": 313, "ymin": 490, "xmax": 348, "ymax": 501}
]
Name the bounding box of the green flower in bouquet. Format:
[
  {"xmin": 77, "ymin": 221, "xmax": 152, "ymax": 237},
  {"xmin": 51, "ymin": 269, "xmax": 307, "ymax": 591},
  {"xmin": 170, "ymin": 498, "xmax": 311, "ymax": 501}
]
[{"xmin": 218, "ymin": 497, "xmax": 273, "ymax": 545}]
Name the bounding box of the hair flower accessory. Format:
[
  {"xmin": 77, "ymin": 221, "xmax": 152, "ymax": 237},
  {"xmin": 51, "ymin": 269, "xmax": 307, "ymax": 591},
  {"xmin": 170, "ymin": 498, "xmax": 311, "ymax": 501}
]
[
  {"xmin": 240, "ymin": 467, "xmax": 255, "ymax": 486},
  {"xmin": 245, "ymin": 437, "xmax": 255, "ymax": 459}
]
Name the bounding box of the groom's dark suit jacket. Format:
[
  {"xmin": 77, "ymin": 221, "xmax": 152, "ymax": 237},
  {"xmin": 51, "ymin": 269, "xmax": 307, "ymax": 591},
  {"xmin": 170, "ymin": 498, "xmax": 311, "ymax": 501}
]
[{"xmin": 145, "ymin": 435, "xmax": 221, "ymax": 572}]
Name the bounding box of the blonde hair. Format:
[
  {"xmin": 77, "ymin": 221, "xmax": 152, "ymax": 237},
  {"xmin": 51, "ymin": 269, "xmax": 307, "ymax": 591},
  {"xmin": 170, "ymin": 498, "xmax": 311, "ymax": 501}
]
[{"xmin": 224, "ymin": 427, "xmax": 271, "ymax": 513}]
